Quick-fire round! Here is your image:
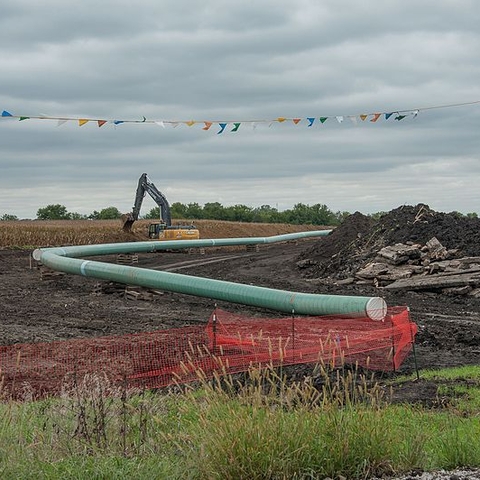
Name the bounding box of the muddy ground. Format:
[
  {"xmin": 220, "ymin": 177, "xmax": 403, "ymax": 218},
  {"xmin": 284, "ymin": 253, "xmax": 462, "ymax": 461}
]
[{"xmin": 1, "ymin": 205, "xmax": 479, "ymax": 405}]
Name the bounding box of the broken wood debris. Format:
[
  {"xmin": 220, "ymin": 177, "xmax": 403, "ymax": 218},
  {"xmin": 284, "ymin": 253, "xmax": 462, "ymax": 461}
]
[{"xmin": 340, "ymin": 237, "xmax": 480, "ymax": 296}]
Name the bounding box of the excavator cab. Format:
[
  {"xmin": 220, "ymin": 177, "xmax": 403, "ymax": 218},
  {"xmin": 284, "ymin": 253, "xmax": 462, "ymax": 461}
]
[{"xmin": 148, "ymin": 222, "xmax": 167, "ymax": 239}]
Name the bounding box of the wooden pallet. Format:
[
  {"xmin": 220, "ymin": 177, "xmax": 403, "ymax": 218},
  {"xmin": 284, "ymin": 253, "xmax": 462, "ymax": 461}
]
[
  {"xmin": 38, "ymin": 265, "xmax": 65, "ymax": 281},
  {"xmin": 116, "ymin": 253, "xmax": 139, "ymax": 265},
  {"xmin": 124, "ymin": 285, "xmax": 164, "ymax": 301},
  {"xmin": 188, "ymin": 247, "xmax": 206, "ymax": 255}
]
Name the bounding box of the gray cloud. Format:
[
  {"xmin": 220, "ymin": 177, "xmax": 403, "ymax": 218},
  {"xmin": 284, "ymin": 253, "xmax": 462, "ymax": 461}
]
[{"xmin": 1, "ymin": 0, "xmax": 479, "ymax": 218}]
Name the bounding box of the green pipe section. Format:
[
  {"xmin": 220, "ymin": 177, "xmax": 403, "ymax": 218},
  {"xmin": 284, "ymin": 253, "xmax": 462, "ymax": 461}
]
[{"xmin": 33, "ymin": 231, "xmax": 387, "ymax": 320}]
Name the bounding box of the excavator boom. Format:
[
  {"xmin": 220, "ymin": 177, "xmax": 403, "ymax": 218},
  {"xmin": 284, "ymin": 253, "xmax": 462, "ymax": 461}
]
[{"xmin": 122, "ymin": 173, "xmax": 172, "ymax": 232}]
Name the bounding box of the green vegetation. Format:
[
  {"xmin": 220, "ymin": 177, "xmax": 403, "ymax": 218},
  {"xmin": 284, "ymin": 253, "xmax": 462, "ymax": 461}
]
[
  {"xmin": 0, "ymin": 365, "xmax": 479, "ymax": 479},
  {"xmin": 0, "ymin": 214, "xmax": 18, "ymax": 221},
  {"xmin": 36, "ymin": 204, "xmax": 72, "ymax": 220},
  {"xmin": 2, "ymin": 203, "xmax": 478, "ymax": 224},
  {"xmin": 88, "ymin": 206, "xmax": 123, "ymax": 220},
  {"xmin": 34, "ymin": 204, "xmax": 122, "ymax": 221},
  {"xmin": 149, "ymin": 202, "xmax": 349, "ymax": 225}
]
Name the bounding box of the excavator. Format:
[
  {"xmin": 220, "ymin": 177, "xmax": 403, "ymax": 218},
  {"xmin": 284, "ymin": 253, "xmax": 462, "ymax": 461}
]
[{"xmin": 121, "ymin": 173, "xmax": 200, "ymax": 240}]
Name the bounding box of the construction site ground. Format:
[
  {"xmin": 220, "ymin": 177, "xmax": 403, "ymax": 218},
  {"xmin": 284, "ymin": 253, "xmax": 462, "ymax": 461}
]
[{"xmin": 1, "ymin": 206, "xmax": 480, "ymax": 407}]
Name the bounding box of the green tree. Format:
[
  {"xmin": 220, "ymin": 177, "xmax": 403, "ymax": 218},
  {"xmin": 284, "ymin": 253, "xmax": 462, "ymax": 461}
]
[
  {"xmin": 88, "ymin": 210, "xmax": 100, "ymax": 220},
  {"xmin": 184, "ymin": 202, "xmax": 203, "ymax": 219},
  {"xmin": 97, "ymin": 206, "xmax": 122, "ymax": 220},
  {"xmin": 144, "ymin": 207, "xmax": 161, "ymax": 220},
  {"xmin": 252, "ymin": 205, "xmax": 279, "ymax": 223},
  {"xmin": 284, "ymin": 203, "xmax": 310, "ymax": 224},
  {"xmin": 224, "ymin": 204, "xmax": 254, "ymax": 222},
  {"xmin": 0, "ymin": 213, "xmax": 18, "ymax": 221},
  {"xmin": 70, "ymin": 212, "xmax": 88, "ymax": 220},
  {"xmin": 36, "ymin": 204, "xmax": 71, "ymax": 220},
  {"xmin": 334, "ymin": 211, "xmax": 351, "ymax": 224},
  {"xmin": 170, "ymin": 202, "xmax": 189, "ymax": 219},
  {"xmin": 308, "ymin": 203, "xmax": 336, "ymax": 225},
  {"xmin": 203, "ymin": 202, "xmax": 224, "ymax": 220}
]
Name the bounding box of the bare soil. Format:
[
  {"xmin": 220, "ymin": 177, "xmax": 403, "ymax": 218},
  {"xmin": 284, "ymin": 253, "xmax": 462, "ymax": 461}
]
[{"xmin": 1, "ymin": 207, "xmax": 479, "ymax": 406}]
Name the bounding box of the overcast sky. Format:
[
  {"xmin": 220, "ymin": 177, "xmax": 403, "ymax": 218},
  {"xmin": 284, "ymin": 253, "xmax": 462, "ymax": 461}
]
[{"xmin": 1, "ymin": 0, "xmax": 479, "ymax": 219}]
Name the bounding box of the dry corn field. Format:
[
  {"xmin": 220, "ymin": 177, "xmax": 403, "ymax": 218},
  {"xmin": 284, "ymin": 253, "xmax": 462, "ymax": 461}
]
[{"xmin": 0, "ymin": 219, "xmax": 326, "ymax": 248}]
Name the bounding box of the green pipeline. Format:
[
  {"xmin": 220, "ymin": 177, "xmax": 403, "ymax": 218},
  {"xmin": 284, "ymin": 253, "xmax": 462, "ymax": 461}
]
[{"xmin": 33, "ymin": 231, "xmax": 387, "ymax": 320}]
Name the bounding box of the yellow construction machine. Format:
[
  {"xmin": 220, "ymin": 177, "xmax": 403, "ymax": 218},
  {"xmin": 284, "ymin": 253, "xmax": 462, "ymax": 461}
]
[{"xmin": 122, "ymin": 173, "xmax": 200, "ymax": 240}]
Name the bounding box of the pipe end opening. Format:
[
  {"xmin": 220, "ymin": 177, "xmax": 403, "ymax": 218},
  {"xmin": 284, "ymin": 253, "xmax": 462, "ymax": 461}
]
[{"xmin": 366, "ymin": 297, "xmax": 387, "ymax": 321}]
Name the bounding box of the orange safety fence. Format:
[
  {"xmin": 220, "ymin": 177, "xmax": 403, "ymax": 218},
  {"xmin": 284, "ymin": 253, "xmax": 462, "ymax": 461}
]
[{"xmin": 0, "ymin": 307, "xmax": 417, "ymax": 400}]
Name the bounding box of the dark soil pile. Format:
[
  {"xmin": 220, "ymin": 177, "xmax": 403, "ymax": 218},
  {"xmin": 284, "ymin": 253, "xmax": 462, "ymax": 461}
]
[{"xmin": 300, "ymin": 204, "xmax": 480, "ymax": 279}]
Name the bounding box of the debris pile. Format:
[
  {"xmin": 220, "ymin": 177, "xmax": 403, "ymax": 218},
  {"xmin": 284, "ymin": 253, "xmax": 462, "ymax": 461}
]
[{"xmin": 299, "ymin": 204, "xmax": 480, "ymax": 296}]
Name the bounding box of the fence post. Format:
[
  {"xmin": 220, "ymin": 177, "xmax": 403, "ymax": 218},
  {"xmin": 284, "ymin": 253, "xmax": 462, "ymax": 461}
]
[
  {"xmin": 291, "ymin": 309, "xmax": 295, "ymax": 363},
  {"xmin": 212, "ymin": 303, "xmax": 217, "ymax": 356},
  {"xmin": 390, "ymin": 313, "xmax": 396, "ymax": 372}
]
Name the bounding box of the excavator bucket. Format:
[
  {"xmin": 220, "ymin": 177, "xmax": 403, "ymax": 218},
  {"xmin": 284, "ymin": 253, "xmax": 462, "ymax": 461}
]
[{"xmin": 121, "ymin": 213, "xmax": 135, "ymax": 232}]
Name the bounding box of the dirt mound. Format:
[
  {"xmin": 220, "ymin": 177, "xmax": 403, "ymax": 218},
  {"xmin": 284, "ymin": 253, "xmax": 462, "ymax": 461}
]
[{"xmin": 300, "ymin": 204, "xmax": 480, "ymax": 279}]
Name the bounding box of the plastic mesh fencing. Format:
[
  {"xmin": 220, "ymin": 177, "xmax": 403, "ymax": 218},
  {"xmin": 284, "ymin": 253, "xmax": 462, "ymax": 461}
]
[{"xmin": 0, "ymin": 307, "xmax": 417, "ymax": 399}]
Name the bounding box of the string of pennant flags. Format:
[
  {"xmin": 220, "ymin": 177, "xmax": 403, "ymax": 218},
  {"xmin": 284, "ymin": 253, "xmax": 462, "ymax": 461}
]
[{"xmin": 1, "ymin": 100, "xmax": 479, "ymax": 134}]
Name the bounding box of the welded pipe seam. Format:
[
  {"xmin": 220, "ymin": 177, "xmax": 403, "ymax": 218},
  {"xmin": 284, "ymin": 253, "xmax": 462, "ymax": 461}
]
[
  {"xmin": 80, "ymin": 260, "xmax": 90, "ymax": 276},
  {"xmin": 33, "ymin": 230, "xmax": 387, "ymax": 320}
]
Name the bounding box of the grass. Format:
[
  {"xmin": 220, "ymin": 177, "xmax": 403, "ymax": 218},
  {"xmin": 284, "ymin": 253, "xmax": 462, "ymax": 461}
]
[{"xmin": 0, "ymin": 365, "xmax": 479, "ymax": 479}]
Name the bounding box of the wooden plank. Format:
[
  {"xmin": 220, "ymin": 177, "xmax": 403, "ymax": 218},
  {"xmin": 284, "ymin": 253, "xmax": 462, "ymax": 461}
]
[{"xmin": 384, "ymin": 272, "xmax": 480, "ymax": 291}]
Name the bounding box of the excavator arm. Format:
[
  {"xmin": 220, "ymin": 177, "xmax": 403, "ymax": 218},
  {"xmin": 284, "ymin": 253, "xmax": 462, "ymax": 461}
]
[{"xmin": 122, "ymin": 173, "xmax": 172, "ymax": 232}]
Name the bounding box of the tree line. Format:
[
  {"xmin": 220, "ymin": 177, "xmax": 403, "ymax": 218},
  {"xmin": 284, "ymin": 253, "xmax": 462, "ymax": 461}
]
[
  {"xmin": 164, "ymin": 202, "xmax": 350, "ymax": 225},
  {"xmin": 1, "ymin": 202, "xmax": 478, "ymax": 224},
  {"xmin": 1, "ymin": 202, "xmax": 350, "ymax": 225}
]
